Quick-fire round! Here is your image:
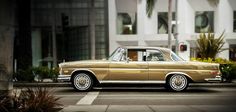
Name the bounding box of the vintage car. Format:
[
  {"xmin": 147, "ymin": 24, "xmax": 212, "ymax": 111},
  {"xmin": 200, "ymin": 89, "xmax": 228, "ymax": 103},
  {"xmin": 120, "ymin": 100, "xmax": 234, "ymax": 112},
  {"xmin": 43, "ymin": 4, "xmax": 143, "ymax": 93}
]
[{"xmin": 58, "ymin": 46, "xmax": 221, "ymax": 91}]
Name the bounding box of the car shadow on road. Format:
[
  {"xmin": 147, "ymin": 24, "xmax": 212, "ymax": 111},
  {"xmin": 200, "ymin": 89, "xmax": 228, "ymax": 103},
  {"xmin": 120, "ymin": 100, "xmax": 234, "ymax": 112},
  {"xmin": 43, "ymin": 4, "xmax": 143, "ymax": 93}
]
[
  {"xmin": 54, "ymin": 84, "xmax": 220, "ymax": 93},
  {"xmin": 91, "ymin": 84, "xmax": 219, "ymax": 93},
  {"xmin": 95, "ymin": 87, "xmax": 219, "ymax": 93}
]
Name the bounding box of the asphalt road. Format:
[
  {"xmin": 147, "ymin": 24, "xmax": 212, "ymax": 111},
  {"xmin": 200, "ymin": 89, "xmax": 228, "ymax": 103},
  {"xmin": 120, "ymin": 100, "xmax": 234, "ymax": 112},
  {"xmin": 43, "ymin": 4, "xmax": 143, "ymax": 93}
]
[{"xmin": 47, "ymin": 86, "xmax": 236, "ymax": 112}]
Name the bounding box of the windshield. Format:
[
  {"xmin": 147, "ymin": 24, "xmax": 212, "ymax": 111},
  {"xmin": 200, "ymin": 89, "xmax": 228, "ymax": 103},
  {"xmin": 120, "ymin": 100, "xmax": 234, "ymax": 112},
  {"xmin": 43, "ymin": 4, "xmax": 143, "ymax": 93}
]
[
  {"xmin": 170, "ymin": 51, "xmax": 184, "ymax": 61},
  {"xmin": 109, "ymin": 47, "xmax": 126, "ymax": 61}
]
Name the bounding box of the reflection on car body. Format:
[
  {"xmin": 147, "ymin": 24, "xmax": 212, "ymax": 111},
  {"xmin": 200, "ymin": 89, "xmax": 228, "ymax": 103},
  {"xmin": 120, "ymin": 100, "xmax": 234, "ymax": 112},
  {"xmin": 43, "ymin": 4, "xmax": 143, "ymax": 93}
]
[{"xmin": 58, "ymin": 46, "xmax": 221, "ymax": 91}]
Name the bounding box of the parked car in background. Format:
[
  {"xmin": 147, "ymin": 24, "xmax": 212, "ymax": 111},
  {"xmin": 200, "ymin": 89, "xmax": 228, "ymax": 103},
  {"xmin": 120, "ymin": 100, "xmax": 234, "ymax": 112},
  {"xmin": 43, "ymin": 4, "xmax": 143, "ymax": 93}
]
[{"xmin": 58, "ymin": 46, "xmax": 221, "ymax": 91}]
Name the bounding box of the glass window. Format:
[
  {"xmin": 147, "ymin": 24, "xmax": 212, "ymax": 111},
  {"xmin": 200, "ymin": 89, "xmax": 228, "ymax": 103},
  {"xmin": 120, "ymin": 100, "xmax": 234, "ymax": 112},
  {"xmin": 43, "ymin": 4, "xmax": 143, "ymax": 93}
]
[
  {"xmin": 158, "ymin": 12, "xmax": 176, "ymax": 34},
  {"xmin": 110, "ymin": 48, "xmax": 126, "ymax": 61},
  {"xmin": 117, "ymin": 13, "xmax": 137, "ymax": 35},
  {"xmin": 146, "ymin": 50, "xmax": 165, "ymax": 61},
  {"xmin": 234, "ymin": 11, "xmax": 236, "ymax": 32},
  {"xmin": 170, "ymin": 51, "xmax": 184, "ymax": 61},
  {"xmin": 229, "ymin": 45, "xmax": 236, "ymax": 61},
  {"xmin": 195, "ymin": 11, "xmax": 214, "ymax": 33},
  {"xmin": 128, "ymin": 49, "xmax": 146, "ymax": 61}
]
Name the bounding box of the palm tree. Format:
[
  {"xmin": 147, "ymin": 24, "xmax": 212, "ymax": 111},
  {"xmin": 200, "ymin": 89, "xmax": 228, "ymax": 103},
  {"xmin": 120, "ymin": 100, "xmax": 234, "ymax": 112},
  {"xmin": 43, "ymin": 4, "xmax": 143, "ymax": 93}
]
[
  {"xmin": 196, "ymin": 31, "xmax": 225, "ymax": 59},
  {"xmin": 146, "ymin": 0, "xmax": 156, "ymax": 18}
]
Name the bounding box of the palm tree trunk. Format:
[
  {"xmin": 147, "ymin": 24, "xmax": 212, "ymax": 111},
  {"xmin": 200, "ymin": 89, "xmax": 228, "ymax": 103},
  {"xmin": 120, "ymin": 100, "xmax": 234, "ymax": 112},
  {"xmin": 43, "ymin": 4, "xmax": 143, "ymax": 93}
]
[{"xmin": 168, "ymin": 0, "xmax": 172, "ymax": 49}]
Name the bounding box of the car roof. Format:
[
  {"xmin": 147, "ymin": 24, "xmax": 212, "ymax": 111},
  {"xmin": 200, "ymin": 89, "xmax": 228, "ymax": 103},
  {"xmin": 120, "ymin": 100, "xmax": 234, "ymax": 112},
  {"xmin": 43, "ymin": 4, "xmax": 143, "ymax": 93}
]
[{"xmin": 120, "ymin": 46, "xmax": 171, "ymax": 52}]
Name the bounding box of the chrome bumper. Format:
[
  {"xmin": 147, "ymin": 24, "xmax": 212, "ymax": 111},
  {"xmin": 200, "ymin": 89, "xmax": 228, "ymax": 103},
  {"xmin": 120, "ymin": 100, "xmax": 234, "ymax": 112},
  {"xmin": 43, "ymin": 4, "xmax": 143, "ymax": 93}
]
[
  {"xmin": 205, "ymin": 76, "xmax": 222, "ymax": 82},
  {"xmin": 57, "ymin": 75, "xmax": 71, "ymax": 82}
]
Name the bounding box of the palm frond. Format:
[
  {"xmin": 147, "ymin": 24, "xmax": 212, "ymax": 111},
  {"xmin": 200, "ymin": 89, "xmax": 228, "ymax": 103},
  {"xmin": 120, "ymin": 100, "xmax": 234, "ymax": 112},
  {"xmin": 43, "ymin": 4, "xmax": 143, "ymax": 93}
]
[
  {"xmin": 146, "ymin": 0, "xmax": 155, "ymax": 18},
  {"xmin": 196, "ymin": 31, "xmax": 226, "ymax": 59}
]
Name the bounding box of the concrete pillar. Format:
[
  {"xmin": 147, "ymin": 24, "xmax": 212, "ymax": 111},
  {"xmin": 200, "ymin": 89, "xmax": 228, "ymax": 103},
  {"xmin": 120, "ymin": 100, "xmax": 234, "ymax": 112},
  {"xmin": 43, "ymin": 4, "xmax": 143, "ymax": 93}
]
[
  {"xmin": 0, "ymin": 26, "xmax": 14, "ymax": 93},
  {"xmin": 0, "ymin": 0, "xmax": 15, "ymax": 93},
  {"xmin": 137, "ymin": 0, "xmax": 145, "ymax": 46}
]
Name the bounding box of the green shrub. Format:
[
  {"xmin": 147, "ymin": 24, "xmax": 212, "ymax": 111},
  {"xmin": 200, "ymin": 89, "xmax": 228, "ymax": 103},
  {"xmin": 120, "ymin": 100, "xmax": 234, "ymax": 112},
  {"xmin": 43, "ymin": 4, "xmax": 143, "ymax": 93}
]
[
  {"xmin": 32, "ymin": 66, "xmax": 59, "ymax": 82},
  {"xmin": 14, "ymin": 67, "xmax": 59, "ymax": 82},
  {"xmin": 14, "ymin": 68, "xmax": 35, "ymax": 82},
  {"xmin": 50, "ymin": 67, "xmax": 59, "ymax": 82},
  {"xmin": 32, "ymin": 66, "xmax": 50, "ymax": 81}
]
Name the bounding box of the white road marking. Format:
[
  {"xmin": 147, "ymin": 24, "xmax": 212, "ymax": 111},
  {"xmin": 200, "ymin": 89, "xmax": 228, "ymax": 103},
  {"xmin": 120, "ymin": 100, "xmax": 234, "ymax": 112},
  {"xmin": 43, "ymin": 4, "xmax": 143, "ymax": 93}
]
[{"xmin": 76, "ymin": 91, "xmax": 99, "ymax": 105}]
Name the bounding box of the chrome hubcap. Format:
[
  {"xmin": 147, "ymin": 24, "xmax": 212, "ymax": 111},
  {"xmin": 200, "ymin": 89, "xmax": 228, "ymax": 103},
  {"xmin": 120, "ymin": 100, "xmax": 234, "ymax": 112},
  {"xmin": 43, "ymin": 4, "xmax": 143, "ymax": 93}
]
[
  {"xmin": 170, "ymin": 74, "xmax": 187, "ymax": 91},
  {"xmin": 74, "ymin": 73, "xmax": 91, "ymax": 90}
]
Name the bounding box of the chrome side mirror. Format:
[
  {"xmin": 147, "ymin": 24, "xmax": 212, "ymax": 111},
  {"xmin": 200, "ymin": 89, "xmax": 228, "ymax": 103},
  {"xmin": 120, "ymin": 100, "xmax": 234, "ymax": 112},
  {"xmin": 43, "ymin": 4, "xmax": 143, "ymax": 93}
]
[{"xmin": 127, "ymin": 57, "xmax": 132, "ymax": 63}]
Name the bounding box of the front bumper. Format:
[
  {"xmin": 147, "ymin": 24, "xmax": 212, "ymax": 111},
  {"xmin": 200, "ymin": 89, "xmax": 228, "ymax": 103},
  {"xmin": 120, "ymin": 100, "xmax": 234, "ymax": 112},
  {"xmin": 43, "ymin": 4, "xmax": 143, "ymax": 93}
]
[
  {"xmin": 57, "ymin": 75, "xmax": 71, "ymax": 82},
  {"xmin": 205, "ymin": 75, "xmax": 222, "ymax": 82}
]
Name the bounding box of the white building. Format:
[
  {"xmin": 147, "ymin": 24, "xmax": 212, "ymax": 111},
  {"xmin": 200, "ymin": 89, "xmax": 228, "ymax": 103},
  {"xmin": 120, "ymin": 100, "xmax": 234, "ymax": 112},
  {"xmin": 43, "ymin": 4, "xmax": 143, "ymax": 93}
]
[{"xmin": 108, "ymin": 0, "xmax": 236, "ymax": 61}]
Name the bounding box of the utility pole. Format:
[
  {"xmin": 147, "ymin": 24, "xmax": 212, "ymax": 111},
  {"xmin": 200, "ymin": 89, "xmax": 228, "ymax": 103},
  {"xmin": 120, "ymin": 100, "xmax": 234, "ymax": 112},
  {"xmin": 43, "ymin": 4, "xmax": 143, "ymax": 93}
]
[
  {"xmin": 89, "ymin": 0, "xmax": 96, "ymax": 60},
  {"xmin": 168, "ymin": 0, "xmax": 172, "ymax": 50},
  {"xmin": 175, "ymin": 0, "xmax": 179, "ymax": 54}
]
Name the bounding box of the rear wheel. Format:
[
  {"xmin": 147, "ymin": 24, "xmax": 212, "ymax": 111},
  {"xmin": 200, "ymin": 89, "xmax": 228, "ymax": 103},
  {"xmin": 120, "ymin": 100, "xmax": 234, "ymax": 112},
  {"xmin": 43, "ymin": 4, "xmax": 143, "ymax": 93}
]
[
  {"xmin": 166, "ymin": 74, "xmax": 189, "ymax": 91},
  {"xmin": 72, "ymin": 73, "xmax": 93, "ymax": 91}
]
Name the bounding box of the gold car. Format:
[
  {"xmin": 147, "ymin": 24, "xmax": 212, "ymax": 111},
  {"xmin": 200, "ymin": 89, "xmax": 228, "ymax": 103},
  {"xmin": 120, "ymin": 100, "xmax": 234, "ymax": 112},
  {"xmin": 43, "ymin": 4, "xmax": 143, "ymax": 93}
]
[{"xmin": 58, "ymin": 46, "xmax": 221, "ymax": 91}]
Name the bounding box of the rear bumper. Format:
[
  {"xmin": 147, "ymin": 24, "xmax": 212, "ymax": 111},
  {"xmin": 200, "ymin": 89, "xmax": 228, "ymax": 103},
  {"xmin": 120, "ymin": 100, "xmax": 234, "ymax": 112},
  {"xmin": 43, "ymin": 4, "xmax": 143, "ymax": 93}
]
[
  {"xmin": 57, "ymin": 75, "xmax": 71, "ymax": 82},
  {"xmin": 205, "ymin": 76, "xmax": 222, "ymax": 82}
]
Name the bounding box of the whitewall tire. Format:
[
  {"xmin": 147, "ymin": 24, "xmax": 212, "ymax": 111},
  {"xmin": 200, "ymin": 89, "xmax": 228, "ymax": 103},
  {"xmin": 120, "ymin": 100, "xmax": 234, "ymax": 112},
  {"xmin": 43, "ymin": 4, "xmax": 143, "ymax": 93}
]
[
  {"xmin": 167, "ymin": 74, "xmax": 189, "ymax": 91},
  {"xmin": 72, "ymin": 73, "xmax": 93, "ymax": 91}
]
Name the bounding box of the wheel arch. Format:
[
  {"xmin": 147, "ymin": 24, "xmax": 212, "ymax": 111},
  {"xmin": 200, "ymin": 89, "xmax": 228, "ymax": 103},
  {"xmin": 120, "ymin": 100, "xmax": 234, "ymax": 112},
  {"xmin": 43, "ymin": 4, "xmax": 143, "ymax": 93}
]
[
  {"xmin": 71, "ymin": 69, "xmax": 99, "ymax": 85},
  {"xmin": 165, "ymin": 72, "xmax": 194, "ymax": 83}
]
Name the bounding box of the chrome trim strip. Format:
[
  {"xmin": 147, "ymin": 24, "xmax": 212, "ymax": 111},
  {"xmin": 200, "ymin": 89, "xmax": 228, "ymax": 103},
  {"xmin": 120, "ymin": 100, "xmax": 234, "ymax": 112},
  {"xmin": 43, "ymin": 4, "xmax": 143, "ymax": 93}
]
[
  {"xmin": 57, "ymin": 75, "xmax": 71, "ymax": 82},
  {"xmin": 99, "ymin": 80, "xmax": 166, "ymax": 84},
  {"xmin": 205, "ymin": 76, "xmax": 221, "ymax": 82}
]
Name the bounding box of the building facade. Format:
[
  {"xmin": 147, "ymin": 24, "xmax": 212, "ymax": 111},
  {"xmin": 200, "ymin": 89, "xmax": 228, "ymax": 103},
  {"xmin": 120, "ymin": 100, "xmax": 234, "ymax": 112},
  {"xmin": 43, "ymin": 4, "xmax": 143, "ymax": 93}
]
[
  {"xmin": 8, "ymin": 0, "xmax": 236, "ymax": 71},
  {"xmin": 109, "ymin": 0, "xmax": 236, "ymax": 61},
  {"xmin": 15, "ymin": 0, "xmax": 109, "ymax": 68}
]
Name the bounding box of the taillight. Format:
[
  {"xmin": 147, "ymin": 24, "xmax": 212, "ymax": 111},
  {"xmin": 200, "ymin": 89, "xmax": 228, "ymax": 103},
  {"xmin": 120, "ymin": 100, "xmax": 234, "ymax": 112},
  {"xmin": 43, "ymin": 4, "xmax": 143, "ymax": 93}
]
[{"xmin": 210, "ymin": 70, "xmax": 221, "ymax": 76}]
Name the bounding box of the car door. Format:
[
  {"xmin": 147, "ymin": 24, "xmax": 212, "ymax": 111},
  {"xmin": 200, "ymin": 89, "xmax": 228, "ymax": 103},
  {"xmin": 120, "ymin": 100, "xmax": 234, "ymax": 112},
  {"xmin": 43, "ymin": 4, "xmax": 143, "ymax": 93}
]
[
  {"xmin": 109, "ymin": 48, "xmax": 148, "ymax": 80},
  {"xmin": 146, "ymin": 49, "xmax": 167, "ymax": 81}
]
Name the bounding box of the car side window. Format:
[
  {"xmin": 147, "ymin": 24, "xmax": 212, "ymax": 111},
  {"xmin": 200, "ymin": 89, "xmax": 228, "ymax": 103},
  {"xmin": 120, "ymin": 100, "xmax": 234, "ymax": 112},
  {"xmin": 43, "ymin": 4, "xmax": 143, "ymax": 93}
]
[
  {"xmin": 127, "ymin": 49, "xmax": 146, "ymax": 61},
  {"xmin": 146, "ymin": 50, "xmax": 165, "ymax": 61}
]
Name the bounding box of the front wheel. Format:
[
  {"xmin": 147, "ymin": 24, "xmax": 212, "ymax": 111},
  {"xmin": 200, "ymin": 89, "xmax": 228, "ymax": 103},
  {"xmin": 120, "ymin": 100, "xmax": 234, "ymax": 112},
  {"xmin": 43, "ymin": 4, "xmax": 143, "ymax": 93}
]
[
  {"xmin": 72, "ymin": 73, "xmax": 93, "ymax": 91},
  {"xmin": 166, "ymin": 74, "xmax": 189, "ymax": 91}
]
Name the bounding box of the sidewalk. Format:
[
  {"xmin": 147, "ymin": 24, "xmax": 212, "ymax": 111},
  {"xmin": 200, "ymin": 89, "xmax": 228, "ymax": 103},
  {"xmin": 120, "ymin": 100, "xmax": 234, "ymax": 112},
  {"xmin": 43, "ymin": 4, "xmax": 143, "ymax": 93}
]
[{"xmin": 60, "ymin": 105, "xmax": 236, "ymax": 112}]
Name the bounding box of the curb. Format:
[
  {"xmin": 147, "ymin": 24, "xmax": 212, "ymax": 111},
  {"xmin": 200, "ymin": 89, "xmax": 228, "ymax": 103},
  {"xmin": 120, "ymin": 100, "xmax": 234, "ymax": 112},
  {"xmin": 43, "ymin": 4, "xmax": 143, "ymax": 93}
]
[
  {"xmin": 13, "ymin": 82, "xmax": 71, "ymax": 87},
  {"xmin": 13, "ymin": 82, "xmax": 236, "ymax": 88}
]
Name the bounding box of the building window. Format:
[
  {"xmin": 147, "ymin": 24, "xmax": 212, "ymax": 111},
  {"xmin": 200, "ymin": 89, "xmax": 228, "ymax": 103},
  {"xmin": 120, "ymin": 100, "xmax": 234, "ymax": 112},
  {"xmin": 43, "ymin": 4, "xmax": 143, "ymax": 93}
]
[
  {"xmin": 195, "ymin": 11, "xmax": 214, "ymax": 33},
  {"xmin": 158, "ymin": 12, "xmax": 175, "ymax": 34},
  {"xmin": 234, "ymin": 11, "xmax": 236, "ymax": 32},
  {"xmin": 230, "ymin": 45, "xmax": 236, "ymax": 61},
  {"xmin": 116, "ymin": 0, "xmax": 137, "ymax": 35},
  {"xmin": 96, "ymin": 25, "xmax": 107, "ymax": 59},
  {"xmin": 117, "ymin": 13, "xmax": 137, "ymax": 34}
]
